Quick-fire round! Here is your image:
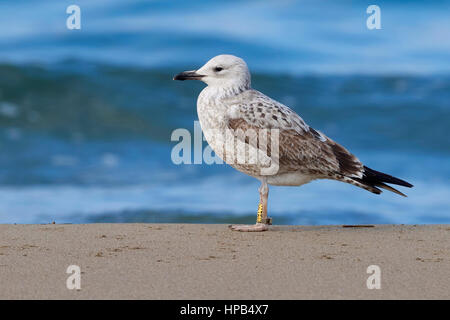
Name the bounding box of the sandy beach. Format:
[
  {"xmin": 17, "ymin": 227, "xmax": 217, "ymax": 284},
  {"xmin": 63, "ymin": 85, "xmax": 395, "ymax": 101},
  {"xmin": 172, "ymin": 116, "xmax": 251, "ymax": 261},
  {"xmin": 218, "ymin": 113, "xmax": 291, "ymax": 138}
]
[{"xmin": 0, "ymin": 223, "xmax": 448, "ymax": 299}]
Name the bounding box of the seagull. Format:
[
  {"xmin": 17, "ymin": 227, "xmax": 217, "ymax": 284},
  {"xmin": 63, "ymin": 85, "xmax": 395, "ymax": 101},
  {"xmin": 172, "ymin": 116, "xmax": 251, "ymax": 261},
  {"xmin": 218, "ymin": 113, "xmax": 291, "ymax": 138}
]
[{"xmin": 174, "ymin": 54, "xmax": 413, "ymax": 232}]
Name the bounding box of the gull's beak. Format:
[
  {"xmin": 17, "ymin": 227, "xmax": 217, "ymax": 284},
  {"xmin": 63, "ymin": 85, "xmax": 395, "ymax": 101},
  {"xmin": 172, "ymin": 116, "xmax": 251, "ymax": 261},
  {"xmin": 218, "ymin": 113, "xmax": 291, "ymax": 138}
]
[{"xmin": 173, "ymin": 70, "xmax": 204, "ymax": 81}]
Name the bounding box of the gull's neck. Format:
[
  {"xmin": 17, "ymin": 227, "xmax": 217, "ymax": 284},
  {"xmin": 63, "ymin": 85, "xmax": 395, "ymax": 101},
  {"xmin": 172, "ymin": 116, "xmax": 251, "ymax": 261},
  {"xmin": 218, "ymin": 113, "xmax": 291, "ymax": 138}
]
[
  {"xmin": 197, "ymin": 81, "xmax": 251, "ymax": 130},
  {"xmin": 203, "ymin": 82, "xmax": 251, "ymax": 101}
]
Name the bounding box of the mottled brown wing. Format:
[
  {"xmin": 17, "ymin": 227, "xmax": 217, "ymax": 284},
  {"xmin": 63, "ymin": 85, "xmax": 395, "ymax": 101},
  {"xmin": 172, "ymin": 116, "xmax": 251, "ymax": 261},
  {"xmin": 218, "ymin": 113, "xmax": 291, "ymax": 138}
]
[{"xmin": 228, "ymin": 117, "xmax": 363, "ymax": 178}]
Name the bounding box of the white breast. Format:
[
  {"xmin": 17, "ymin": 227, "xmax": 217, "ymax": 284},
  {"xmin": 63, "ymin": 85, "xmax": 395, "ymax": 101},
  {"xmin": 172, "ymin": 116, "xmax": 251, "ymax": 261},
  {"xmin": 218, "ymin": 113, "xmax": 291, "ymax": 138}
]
[
  {"xmin": 197, "ymin": 87, "xmax": 230, "ymax": 158},
  {"xmin": 197, "ymin": 87, "xmax": 277, "ymax": 178}
]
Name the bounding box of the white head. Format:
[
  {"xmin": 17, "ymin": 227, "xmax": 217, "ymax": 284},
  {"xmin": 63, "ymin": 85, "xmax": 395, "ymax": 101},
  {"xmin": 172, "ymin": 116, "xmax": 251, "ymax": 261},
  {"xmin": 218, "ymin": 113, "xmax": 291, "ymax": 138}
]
[{"xmin": 173, "ymin": 54, "xmax": 251, "ymax": 90}]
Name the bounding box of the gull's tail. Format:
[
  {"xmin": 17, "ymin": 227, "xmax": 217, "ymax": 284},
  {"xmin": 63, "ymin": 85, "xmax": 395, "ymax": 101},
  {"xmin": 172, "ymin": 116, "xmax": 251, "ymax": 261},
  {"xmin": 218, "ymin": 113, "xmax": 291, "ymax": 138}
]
[{"xmin": 353, "ymin": 166, "xmax": 413, "ymax": 197}]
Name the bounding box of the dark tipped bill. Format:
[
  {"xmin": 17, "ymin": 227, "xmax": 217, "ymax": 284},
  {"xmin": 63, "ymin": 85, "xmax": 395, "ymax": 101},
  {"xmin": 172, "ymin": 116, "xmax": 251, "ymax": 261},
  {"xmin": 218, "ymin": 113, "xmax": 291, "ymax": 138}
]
[{"xmin": 173, "ymin": 70, "xmax": 204, "ymax": 81}]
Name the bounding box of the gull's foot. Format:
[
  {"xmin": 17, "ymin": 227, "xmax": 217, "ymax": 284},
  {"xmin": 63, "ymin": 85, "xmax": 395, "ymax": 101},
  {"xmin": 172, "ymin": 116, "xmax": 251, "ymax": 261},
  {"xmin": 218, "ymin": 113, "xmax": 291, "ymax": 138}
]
[{"xmin": 228, "ymin": 223, "xmax": 269, "ymax": 232}]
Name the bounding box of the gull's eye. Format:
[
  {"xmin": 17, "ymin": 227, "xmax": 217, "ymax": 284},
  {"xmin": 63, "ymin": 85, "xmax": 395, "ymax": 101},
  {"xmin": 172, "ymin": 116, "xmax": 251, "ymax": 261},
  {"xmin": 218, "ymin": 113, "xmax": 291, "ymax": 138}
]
[{"xmin": 214, "ymin": 67, "xmax": 223, "ymax": 72}]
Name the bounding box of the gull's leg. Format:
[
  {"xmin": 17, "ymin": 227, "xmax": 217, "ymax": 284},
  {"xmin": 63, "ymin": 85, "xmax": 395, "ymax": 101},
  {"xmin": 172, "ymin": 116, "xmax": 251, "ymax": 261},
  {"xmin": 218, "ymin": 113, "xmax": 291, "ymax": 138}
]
[{"xmin": 229, "ymin": 179, "xmax": 271, "ymax": 232}]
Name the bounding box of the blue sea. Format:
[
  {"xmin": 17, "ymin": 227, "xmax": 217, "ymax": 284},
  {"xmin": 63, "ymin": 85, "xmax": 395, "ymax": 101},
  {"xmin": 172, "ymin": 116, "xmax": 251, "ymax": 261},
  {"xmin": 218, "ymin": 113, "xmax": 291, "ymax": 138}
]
[{"xmin": 0, "ymin": 0, "xmax": 449, "ymax": 224}]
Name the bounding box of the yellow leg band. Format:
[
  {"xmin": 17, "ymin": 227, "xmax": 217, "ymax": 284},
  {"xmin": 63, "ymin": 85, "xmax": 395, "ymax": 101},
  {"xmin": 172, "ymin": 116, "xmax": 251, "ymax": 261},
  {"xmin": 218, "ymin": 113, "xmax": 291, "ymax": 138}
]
[{"xmin": 256, "ymin": 203, "xmax": 263, "ymax": 223}]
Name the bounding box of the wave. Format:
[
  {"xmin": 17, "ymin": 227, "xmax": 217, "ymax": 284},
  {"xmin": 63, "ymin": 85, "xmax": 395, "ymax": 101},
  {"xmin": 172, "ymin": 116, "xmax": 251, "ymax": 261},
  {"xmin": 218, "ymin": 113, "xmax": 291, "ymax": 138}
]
[
  {"xmin": 1, "ymin": 0, "xmax": 449, "ymax": 74},
  {"xmin": 0, "ymin": 177, "xmax": 449, "ymax": 225},
  {"xmin": 1, "ymin": 61, "xmax": 449, "ymax": 152}
]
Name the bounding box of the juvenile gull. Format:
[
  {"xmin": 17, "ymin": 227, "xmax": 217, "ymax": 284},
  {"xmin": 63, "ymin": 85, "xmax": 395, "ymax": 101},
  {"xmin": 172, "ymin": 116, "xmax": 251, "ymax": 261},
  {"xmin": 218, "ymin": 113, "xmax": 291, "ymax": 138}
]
[{"xmin": 174, "ymin": 54, "xmax": 413, "ymax": 232}]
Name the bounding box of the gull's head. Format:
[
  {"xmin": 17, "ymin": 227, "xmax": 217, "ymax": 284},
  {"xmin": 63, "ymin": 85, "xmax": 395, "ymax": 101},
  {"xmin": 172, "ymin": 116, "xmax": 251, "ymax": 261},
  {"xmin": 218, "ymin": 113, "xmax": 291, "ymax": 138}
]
[{"xmin": 173, "ymin": 54, "xmax": 251, "ymax": 90}]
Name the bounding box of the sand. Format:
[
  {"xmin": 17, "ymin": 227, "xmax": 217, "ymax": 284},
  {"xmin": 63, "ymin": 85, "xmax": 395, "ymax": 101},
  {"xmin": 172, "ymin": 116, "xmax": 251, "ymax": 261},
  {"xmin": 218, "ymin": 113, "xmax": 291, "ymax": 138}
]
[{"xmin": 0, "ymin": 224, "xmax": 448, "ymax": 299}]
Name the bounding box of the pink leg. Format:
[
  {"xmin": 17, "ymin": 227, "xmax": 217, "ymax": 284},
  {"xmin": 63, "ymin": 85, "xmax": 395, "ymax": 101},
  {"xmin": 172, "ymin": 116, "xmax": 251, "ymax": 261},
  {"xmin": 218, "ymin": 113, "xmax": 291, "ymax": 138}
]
[{"xmin": 229, "ymin": 180, "xmax": 271, "ymax": 232}]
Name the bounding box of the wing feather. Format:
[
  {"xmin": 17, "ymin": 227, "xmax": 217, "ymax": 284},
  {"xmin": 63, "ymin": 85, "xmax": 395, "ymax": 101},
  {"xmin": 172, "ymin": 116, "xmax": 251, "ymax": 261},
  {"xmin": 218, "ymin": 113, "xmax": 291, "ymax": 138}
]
[{"xmin": 226, "ymin": 90, "xmax": 363, "ymax": 178}]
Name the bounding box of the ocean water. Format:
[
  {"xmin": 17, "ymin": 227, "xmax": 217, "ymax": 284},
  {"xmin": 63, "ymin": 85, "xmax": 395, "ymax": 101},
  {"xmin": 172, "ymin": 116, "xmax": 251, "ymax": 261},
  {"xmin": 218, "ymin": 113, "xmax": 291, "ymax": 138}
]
[{"xmin": 0, "ymin": 0, "xmax": 449, "ymax": 224}]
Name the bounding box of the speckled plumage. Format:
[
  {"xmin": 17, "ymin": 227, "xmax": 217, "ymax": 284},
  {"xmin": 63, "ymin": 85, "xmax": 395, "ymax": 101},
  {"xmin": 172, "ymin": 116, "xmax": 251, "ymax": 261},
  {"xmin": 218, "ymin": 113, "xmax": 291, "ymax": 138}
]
[{"xmin": 198, "ymin": 86, "xmax": 372, "ymax": 190}]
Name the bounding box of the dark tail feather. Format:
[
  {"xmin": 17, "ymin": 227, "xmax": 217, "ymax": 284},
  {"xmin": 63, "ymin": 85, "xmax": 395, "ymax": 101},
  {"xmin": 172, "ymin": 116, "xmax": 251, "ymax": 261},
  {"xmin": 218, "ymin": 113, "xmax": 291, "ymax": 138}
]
[
  {"xmin": 363, "ymin": 166, "xmax": 413, "ymax": 187},
  {"xmin": 376, "ymin": 182, "xmax": 407, "ymax": 197},
  {"xmin": 355, "ymin": 166, "xmax": 413, "ymax": 197}
]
